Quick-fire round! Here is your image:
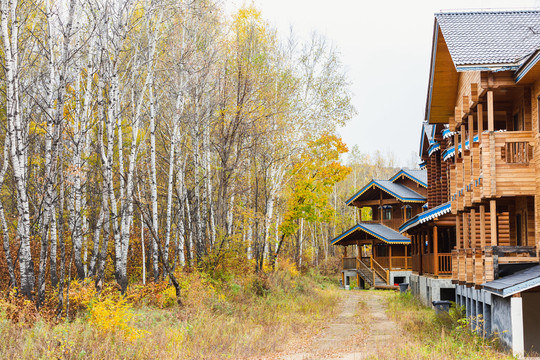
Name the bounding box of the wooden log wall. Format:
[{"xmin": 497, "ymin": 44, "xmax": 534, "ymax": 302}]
[{"xmin": 441, "ymin": 72, "xmax": 540, "ymax": 286}]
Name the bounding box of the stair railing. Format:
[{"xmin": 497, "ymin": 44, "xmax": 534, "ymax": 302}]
[
  {"xmin": 356, "ymin": 258, "xmax": 374, "ymax": 286},
  {"xmin": 372, "ymin": 257, "xmax": 390, "ymax": 284}
]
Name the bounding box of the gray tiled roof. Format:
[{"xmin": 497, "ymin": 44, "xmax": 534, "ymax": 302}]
[
  {"xmin": 346, "ymin": 179, "xmax": 426, "ymax": 205},
  {"xmin": 331, "ymin": 222, "xmax": 410, "ymax": 245},
  {"xmin": 483, "ymin": 265, "xmax": 540, "ymax": 297},
  {"xmin": 401, "ymin": 169, "xmax": 428, "ymax": 186},
  {"xmin": 359, "ymin": 223, "xmax": 410, "ymax": 243},
  {"xmin": 419, "ymin": 122, "xmax": 436, "ymax": 157},
  {"xmin": 372, "ymin": 180, "xmax": 426, "ymax": 201},
  {"xmin": 436, "ymin": 11, "xmax": 540, "ymax": 67}
]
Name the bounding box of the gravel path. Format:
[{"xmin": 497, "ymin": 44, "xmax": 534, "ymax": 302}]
[{"xmin": 268, "ymin": 290, "xmax": 401, "ymax": 360}]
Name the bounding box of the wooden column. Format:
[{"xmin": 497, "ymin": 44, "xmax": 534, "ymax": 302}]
[
  {"xmin": 463, "ymin": 212, "xmax": 469, "ymax": 248},
  {"xmin": 490, "ymin": 200, "xmax": 497, "ymax": 246},
  {"xmin": 468, "ymin": 115, "xmax": 474, "ymax": 144},
  {"xmin": 417, "ymin": 234, "xmax": 422, "ymax": 273},
  {"xmin": 468, "ymin": 115, "xmax": 475, "ymax": 195},
  {"xmin": 433, "ymin": 225, "xmax": 439, "ymax": 276},
  {"xmin": 487, "ymin": 91, "xmax": 494, "ymax": 131},
  {"xmin": 477, "ymin": 103, "xmax": 483, "ymax": 144},
  {"xmin": 389, "ymin": 245, "xmax": 392, "ymax": 271},
  {"xmin": 461, "ymin": 124, "xmax": 466, "ymax": 158},
  {"xmin": 471, "ymin": 208, "xmax": 477, "ymax": 248},
  {"xmin": 379, "ymin": 191, "xmax": 383, "ymax": 221},
  {"xmin": 370, "ymin": 241, "xmax": 374, "ymax": 269},
  {"xmin": 487, "ymin": 91, "xmax": 497, "ymax": 197},
  {"xmin": 405, "ymin": 245, "xmax": 408, "ymax": 269},
  {"xmin": 454, "ymin": 132, "xmax": 460, "ymax": 160},
  {"xmin": 480, "ymin": 204, "xmax": 486, "ymax": 247},
  {"xmin": 456, "ymin": 214, "xmax": 461, "ymax": 249}
]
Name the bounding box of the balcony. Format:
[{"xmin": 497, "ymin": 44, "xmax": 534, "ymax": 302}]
[
  {"xmin": 480, "ymin": 131, "xmax": 535, "ymax": 198},
  {"xmin": 451, "ymin": 131, "xmax": 535, "ymax": 212},
  {"xmin": 342, "ymin": 256, "xmax": 412, "ymax": 271},
  {"xmin": 412, "ymin": 253, "xmax": 452, "ymax": 276},
  {"xmin": 452, "ymin": 246, "xmax": 539, "ymax": 286}
]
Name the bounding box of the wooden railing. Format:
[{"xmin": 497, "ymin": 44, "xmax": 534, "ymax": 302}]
[
  {"xmin": 414, "ymin": 253, "xmax": 452, "ymax": 275},
  {"xmin": 342, "ymin": 257, "xmax": 357, "ymax": 270},
  {"xmin": 373, "ymin": 256, "xmax": 411, "ymax": 270},
  {"xmin": 372, "ymin": 257, "xmax": 389, "ymax": 284},
  {"xmin": 450, "ymin": 131, "xmax": 535, "ymax": 213},
  {"xmin": 438, "ymin": 253, "xmax": 452, "ymax": 274},
  {"xmin": 452, "ymin": 246, "xmax": 538, "ymax": 285},
  {"xmin": 503, "ymin": 141, "xmax": 531, "ymax": 164}
]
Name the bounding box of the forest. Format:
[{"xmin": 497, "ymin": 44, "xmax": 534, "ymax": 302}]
[
  {"xmin": 3, "ymin": 1, "xmax": 509, "ymax": 359},
  {"xmin": 0, "ymin": 0, "xmax": 409, "ymax": 312}
]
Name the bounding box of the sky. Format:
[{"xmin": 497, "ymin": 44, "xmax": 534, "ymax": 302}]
[{"xmin": 224, "ymin": 0, "xmax": 540, "ymax": 167}]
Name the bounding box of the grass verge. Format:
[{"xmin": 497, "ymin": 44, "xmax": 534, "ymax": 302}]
[
  {"xmin": 380, "ymin": 291, "xmax": 513, "ymax": 360},
  {"xmin": 0, "ymin": 266, "xmax": 342, "ymax": 359}
]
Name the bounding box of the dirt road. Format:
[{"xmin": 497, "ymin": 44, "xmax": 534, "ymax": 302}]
[{"xmin": 272, "ymin": 290, "xmax": 401, "ymax": 360}]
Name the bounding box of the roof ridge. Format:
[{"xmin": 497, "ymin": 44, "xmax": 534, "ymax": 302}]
[{"xmin": 437, "ymin": 9, "xmax": 540, "ymax": 16}]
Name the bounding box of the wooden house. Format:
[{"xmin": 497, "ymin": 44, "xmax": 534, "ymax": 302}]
[
  {"xmin": 331, "ymin": 169, "xmax": 426, "ymax": 289},
  {"xmin": 400, "ymin": 123, "xmax": 456, "ymax": 306},
  {"xmin": 424, "ymin": 10, "xmax": 540, "ymax": 356}
]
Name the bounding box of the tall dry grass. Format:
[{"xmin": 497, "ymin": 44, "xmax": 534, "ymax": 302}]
[
  {"xmin": 372, "ymin": 291, "xmax": 513, "ymax": 360},
  {"xmin": 0, "ymin": 262, "xmax": 342, "ymax": 359}
]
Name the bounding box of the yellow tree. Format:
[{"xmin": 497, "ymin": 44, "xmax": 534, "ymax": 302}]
[{"xmin": 272, "ymin": 134, "xmax": 351, "ymax": 269}]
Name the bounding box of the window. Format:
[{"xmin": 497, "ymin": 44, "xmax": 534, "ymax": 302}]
[
  {"xmin": 383, "ymin": 206, "xmax": 392, "ymax": 220},
  {"xmin": 403, "ymin": 205, "xmax": 412, "ymax": 219}
]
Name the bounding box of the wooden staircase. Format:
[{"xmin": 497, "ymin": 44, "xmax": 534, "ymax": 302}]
[{"xmin": 356, "ymin": 258, "xmax": 388, "ymax": 289}]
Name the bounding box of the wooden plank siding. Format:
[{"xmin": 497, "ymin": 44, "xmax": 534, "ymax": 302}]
[{"xmin": 438, "ymin": 69, "xmax": 540, "ymax": 287}]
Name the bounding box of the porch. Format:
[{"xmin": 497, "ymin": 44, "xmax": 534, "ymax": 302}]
[
  {"xmin": 332, "ymin": 222, "xmax": 412, "ymax": 287},
  {"xmin": 411, "ymin": 253, "xmax": 452, "ymax": 276},
  {"xmin": 400, "ymin": 201, "xmax": 456, "ymax": 278}
]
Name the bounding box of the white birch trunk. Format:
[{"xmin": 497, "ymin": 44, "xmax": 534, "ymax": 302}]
[
  {"xmin": 0, "ymin": 141, "xmax": 15, "ymax": 287},
  {"xmin": 2, "ymin": 0, "xmax": 35, "ymax": 298},
  {"xmin": 149, "ymin": 84, "xmax": 159, "ymax": 281}
]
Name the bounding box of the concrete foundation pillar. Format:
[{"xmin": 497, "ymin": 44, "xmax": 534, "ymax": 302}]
[{"xmin": 511, "ymin": 296, "xmax": 524, "ymax": 357}]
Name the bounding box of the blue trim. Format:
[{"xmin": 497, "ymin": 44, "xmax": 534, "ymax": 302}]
[
  {"xmin": 419, "ymin": 124, "xmax": 426, "ymax": 156},
  {"xmin": 357, "ymin": 224, "xmax": 410, "ymax": 244},
  {"xmin": 331, "ymin": 224, "xmax": 363, "ymax": 245},
  {"xmin": 455, "ymin": 65, "xmax": 519, "ymax": 72},
  {"xmin": 399, "ymin": 202, "xmax": 451, "ymax": 233},
  {"xmin": 515, "ymin": 50, "xmax": 540, "ymax": 83},
  {"xmin": 345, "ymin": 180, "xmax": 425, "ymax": 205},
  {"xmin": 331, "ymin": 223, "xmax": 410, "ymax": 245},
  {"xmin": 442, "ymin": 134, "xmax": 479, "ymax": 161},
  {"xmin": 389, "ymin": 169, "xmax": 428, "ymax": 188},
  {"xmin": 442, "ymin": 129, "xmax": 454, "ymax": 138},
  {"xmin": 428, "ymin": 142, "xmax": 440, "ymax": 156}
]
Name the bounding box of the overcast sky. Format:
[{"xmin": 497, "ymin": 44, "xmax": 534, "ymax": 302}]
[{"xmin": 224, "ymin": 0, "xmax": 540, "ymax": 166}]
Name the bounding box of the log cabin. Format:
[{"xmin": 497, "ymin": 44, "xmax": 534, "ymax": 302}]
[
  {"xmin": 400, "ymin": 122, "xmax": 456, "ymax": 306},
  {"xmin": 331, "ymin": 169, "xmax": 426, "ymax": 289},
  {"xmin": 423, "ymin": 10, "xmax": 540, "ymax": 356}
]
